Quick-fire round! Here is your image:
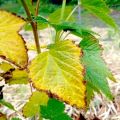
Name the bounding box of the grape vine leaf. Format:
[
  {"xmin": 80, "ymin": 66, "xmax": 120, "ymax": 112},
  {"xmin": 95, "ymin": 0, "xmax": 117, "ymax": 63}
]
[
  {"xmin": 81, "ymin": 0, "xmax": 117, "ymax": 29},
  {"xmin": 80, "ymin": 36, "xmax": 115, "ymax": 105},
  {"xmin": 22, "ymin": 91, "xmax": 49, "ymax": 117},
  {"xmin": 0, "ymin": 11, "xmax": 28, "ymax": 68},
  {"xmin": 29, "ymin": 40, "xmax": 86, "ymax": 108},
  {"xmin": 40, "ymin": 98, "xmax": 72, "ymax": 120}
]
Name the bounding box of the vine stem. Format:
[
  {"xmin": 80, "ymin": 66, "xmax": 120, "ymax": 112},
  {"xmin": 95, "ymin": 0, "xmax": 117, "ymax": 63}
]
[
  {"xmin": 55, "ymin": 0, "xmax": 66, "ymax": 42},
  {"xmin": 78, "ymin": 0, "xmax": 82, "ymax": 24},
  {"xmin": 59, "ymin": 4, "xmax": 79, "ymax": 40},
  {"xmin": 66, "ymin": 5, "xmax": 78, "ymax": 21},
  {"xmin": 21, "ymin": 0, "xmax": 41, "ymax": 53},
  {"xmin": 60, "ymin": 0, "xmax": 66, "ymax": 22},
  {"xmin": 35, "ymin": 0, "xmax": 40, "ymax": 16}
]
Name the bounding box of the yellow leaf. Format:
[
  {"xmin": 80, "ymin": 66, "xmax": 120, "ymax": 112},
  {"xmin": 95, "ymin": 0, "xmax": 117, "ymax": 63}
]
[
  {"xmin": 0, "ymin": 113, "xmax": 7, "ymax": 120},
  {"xmin": 5, "ymin": 69, "xmax": 29, "ymax": 85},
  {"xmin": 23, "ymin": 91, "xmax": 49, "ymax": 117},
  {"xmin": 0, "ymin": 62, "xmax": 14, "ymax": 73},
  {"xmin": 29, "ymin": 40, "xmax": 86, "ymax": 108},
  {"xmin": 0, "ymin": 11, "xmax": 28, "ymax": 68}
]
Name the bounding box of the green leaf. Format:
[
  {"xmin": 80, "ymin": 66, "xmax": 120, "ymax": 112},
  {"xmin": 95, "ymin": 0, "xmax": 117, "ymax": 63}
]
[
  {"xmin": 24, "ymin": 22, "xmax": 48, "ymax": 31},
  {"xmin": 81, "ymin": 0, "xmax": 117, "ymax": 29},
  {"xmin": 34, "ymin": 16, "xmax": 49, "ymax": 24},
  {"xmin": 40, "ymin": 98, "xmax": 72, "ymax": 120},
  {"xmin": 86, "ymin": 81, "xmax": 99, "ymax": 105},
  {"xmin": 26, "ymin": 0, "xmax": 35, "ymax": 15},
  {"xmin": 0, "ymin": 99, "xmax": 15, "ymax": 110},
  {"xmin": 35, "ymin": 17, "xmax": 96, "ymax": 38},
  {"xmin": 29, "ymin": 40, "xmax": 86, "ymax": 108},
  {"xmin": 81, "ymin": 0, "xmax": 109, "ymax": 13},
  {"xmin": 5, "ymin": 69, "xmax": 28, "ymax": 85},
  {"xmin": 80, "ymin": 36, "xmax": 114, "ymax": 105},
  {"xmin": 22, "ymin": 91, "xmax": 49, "ymax": 117},
  {"xmin": 0, "ymin": 11, "xmax": 28, "ymax": 68},
  {"xmin": 86, "ymin": 82, "xmax": 94, "ymax": 106},
  {"xmin": 49, "ymin": 6, "xmax": 75, "ymax": 23},
  {"xmin": 32, "ymin": 16, "xmax": 49, "ymax": 30},
  {"xmin": 11, "ymin": 118, "xmax": 21, "ymax": 120},
  {"xmin": 52, "ymin": 22, "xmax": 95, "ymax": 38}
]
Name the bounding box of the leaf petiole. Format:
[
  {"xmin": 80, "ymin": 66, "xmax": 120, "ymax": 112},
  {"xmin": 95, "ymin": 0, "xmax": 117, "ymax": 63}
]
[{"xmin": 20, "ymin": 0, "xmax": 41, "ymax": 54}]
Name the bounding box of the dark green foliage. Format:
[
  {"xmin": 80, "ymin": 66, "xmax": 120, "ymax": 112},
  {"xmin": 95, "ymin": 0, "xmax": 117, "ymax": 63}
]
[
  {"xmin": 0, "ymin": 0, "xmax": 23, "ymax": 14},
  {"xmin": 104, "ymin": 0, "xmax": 120, "ymax": 7},
  {"xmin": 40, "ymin": 0, "xmax": 60, "ymax": 16},
  {"xmin": 40, "ymin": 98, "xmax": 72, "ymax": 120},
  {"xmin": 52, "ymin": 22, "xmax": 95, "ymax": 37}
]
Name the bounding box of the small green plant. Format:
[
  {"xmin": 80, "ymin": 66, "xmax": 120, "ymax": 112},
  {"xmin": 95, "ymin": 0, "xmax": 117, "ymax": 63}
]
[
  {"xmin": 0, "ymin": 0, "xmax": 119, "ymax": 119},
  {"xmin": 104, "ymin": 0, "xmax": 120, "ymax": 7}
]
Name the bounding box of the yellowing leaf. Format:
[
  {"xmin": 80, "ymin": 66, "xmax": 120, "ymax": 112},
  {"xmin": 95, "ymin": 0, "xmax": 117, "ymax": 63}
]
[
  {"xmin": 29, "ymin": 40, "xmax": 86, "ymax": 108},
  {"xmin": 5, "ymin": 69, "xmax": 28, "ymax": 85},
  {"xmin": 22, "ymin": 91, "xmax": 49, "ymax": 117},
  {"xmin": 0, "ymin": 113, "xmax": 7, "ymax": 120},
  {"xmin": 0, "ymin": 11, "xmax": 28, "ymax": 68},
  {"xmin": 0, "ymin": 62, "xmax": 14, "ymax": 73}
]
